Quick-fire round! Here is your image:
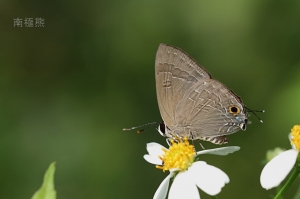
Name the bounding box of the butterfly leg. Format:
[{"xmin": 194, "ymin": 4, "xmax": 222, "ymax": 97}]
[
  {"xmin": 165, "ymin": 137, "xmax": 181, "ymax": 146},
  {"xmin": 188, "ymin": 131, "xmax": 201, "ymax": 149},
  {"xmin": 198, "ymin": 140, "xmax": 205, "ymax": 149},
  {"xmin": 166, "ymin": 138, "xmax": 172, "ymax": 146}
]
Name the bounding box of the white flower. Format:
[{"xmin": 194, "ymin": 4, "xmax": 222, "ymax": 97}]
[
  {"xmin": 143, "ymin": 138, "xmax": 240, "ymax": 199},
  {"xmin": 260, "ymin": 125, "xmax": 300, "ymax": 190}
]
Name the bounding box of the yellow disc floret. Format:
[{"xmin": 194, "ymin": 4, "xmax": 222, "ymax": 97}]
[
  {"xmin": 156, "ymin": 137, "xmax": 196, "ymax": 172},
  {"xmin": 291, "ymin": 125, "xmax": 300, "ymax": 150}
]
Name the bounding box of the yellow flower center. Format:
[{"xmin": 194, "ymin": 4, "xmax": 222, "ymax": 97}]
[
  {"xmin": 291, "ymin": 125, "xmax": 300, "ymax": 150},
  {"xmin": 156, "ymin": 137, "xmax": 196, "ymax": 172}
]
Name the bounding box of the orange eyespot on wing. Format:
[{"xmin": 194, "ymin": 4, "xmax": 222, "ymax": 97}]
[{"xmin": 228, "ymin": 105, "xmax": 241, "ymax": 115}]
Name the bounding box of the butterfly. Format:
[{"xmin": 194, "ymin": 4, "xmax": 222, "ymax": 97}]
[{"xmin": 155, "ymin": 44, "xmax": 262, "ymax": 144}]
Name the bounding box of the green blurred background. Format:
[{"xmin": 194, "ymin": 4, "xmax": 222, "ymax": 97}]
[{"xmin": 1, "ymin": 0, "xmax": 300, "ymax": 198}]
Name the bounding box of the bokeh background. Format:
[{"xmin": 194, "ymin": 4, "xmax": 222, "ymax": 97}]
[{"xmin": 1, "ymin": 0, "xmax": 300, "ymax": 198}]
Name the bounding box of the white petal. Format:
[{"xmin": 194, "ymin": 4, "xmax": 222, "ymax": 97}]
[
  {"xmin": 144, "ymin": 142, "xmax": 167, "ymax": 165},
  {"xmin": 196, "ymin": 146, "xmax": 240, "ymax": 156},
  {"xmin": 260, "ymin": 149, "xmax": 298, "ymax": 190},
  {"xmin": 288, "ymin": 133, "xmax": 293, "ymax": 142},
  {"xmin": 143, "ymin": 154, "xmax": 162, "ymax": 165},
  {"xmin": 146, "ymin": 142, "xmax": 167, "ymax": 156},
  {"xmin": 168, "ymin": 172, "xmax": 200, "ymax": 199},
  {"xmin": 154, "ymin": 173, "xmax": 172, "ymax": 199},
  {"xmin": 189, "ymin": 161, "xmax": 229, "ymax": 196},
  {"xmin": 289, "ymin": 133, "xmax": 296, "ymax": 149}
]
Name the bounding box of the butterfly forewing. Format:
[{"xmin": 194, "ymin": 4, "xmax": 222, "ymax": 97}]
[{"xmin": 155, "ymin": 44, "xmax": 211, "ymax": 128}]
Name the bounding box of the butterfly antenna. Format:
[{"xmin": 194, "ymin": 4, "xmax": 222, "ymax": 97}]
[
  {"xmin": 245, "ymin": 107, "xmax": 265, "ymax": 123},
  {"xmin": 123, "ymin": 122, "xmax": 159, "ymax": 133}
]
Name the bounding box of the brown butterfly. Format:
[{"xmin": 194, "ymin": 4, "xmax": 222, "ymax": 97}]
[{"xmin": 155, "ymin": 44, "xmax": 262, "ymax": 144}]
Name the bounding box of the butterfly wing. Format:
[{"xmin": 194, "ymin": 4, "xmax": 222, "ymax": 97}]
[
  {"xmin": 155, "ymin": 44, "xmax": 211, "ymax": 129},
  {"xmin": 175, "ymin": 78, "xmax": 247, "ymax": 138},
  {"xmin": 155, "ymin": 44, "xmax": 247, "ymax": 140}
]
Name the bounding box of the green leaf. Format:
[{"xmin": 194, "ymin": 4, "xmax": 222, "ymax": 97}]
[{"xmin": 31, "ymin": 162, "xmax": 57, "ymax": 199}]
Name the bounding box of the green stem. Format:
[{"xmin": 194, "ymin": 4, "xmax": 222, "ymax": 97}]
[
  {"xmin": 211, "ymin": 196, "xmax": 219, "ymax": 199},
  {"xmin": 274, "ymin": 164, "xmax": 300, "ymax": 199},
  {"xmin": 293, "ymin": 184, "xmax": 300, "ymax": 199}
]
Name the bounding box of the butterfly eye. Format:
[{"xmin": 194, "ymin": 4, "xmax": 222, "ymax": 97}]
[{"xmin": 228, "ymin": 105, "xmax": 241, "ymax": 115}]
